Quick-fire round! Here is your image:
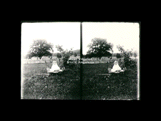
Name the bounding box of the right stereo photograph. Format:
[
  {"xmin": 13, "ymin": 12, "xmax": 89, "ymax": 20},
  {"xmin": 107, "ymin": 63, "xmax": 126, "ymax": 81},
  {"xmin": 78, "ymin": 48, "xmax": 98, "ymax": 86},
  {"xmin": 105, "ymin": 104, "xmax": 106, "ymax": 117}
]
[{"xmin": 82, "ymin": 22, "xmax": 140, "ymax": 100}]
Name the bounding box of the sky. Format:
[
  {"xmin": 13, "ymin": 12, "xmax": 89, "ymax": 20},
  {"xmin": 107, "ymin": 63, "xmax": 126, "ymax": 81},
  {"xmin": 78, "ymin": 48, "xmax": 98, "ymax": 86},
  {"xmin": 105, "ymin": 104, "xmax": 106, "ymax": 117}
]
[
  {"xmin": 82, "ymin": 22, "xmax": 139, "ymax": 54},
  {"xmin": 21, "ymin": 22, "xmax": 80, "ymax": 56},
  {"xmin": 21, "ymin": 22, "xmax": 139, "ymax": 57}
]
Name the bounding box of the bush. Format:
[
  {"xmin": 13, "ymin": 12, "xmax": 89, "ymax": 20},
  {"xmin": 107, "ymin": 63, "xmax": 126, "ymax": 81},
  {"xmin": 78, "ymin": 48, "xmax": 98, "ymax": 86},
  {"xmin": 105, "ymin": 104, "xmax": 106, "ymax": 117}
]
[
  {"xmin": 57, "ymin": 53, "xmax": 62, "ymax": 58},
  {"xmin": 57, "ymin": 58, "xmax": 64, "ymax": 69},
  {"xmin": 116, "ymin": 53, "xmax": 121, "ymax": 58},
  {"xmin": 62, "ymin": 53, "xmax": 71, "ymax": 67},
  {"xmin": 124, "ymin": 57, "xmax": 137, "ymax": 69}
]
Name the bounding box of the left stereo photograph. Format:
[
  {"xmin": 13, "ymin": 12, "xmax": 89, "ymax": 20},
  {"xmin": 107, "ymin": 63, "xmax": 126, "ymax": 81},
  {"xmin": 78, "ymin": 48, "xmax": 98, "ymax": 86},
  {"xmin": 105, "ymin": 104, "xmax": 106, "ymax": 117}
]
[{"xmin": 21, "ymin": 22, "xmax": 81, "ymax": 100}]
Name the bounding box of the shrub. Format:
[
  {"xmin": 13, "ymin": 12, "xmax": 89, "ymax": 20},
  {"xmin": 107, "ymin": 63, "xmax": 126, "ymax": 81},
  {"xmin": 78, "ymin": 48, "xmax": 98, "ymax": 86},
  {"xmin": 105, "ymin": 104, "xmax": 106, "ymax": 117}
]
[
  {"xmin": 57, "ymin": 53, "xmax": 62, "ymax": 58},
  {"xmin": 116, "ymin": 53, "xmax": 121, "ymax": 58},
  {"xmin": 117, "ymin": 45, "xmax": 137, "ymax": 69}
]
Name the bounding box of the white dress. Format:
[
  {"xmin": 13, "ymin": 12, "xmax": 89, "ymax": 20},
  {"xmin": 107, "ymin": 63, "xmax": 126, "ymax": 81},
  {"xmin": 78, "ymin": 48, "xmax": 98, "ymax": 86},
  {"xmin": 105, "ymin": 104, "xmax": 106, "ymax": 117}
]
[
  {"xmin": 48, "ymin": 61, "xmax": 63, "ymax": 73},
  {"xmin": 111, "ymin": 61, "xmax": 124, "ymax": 73}
]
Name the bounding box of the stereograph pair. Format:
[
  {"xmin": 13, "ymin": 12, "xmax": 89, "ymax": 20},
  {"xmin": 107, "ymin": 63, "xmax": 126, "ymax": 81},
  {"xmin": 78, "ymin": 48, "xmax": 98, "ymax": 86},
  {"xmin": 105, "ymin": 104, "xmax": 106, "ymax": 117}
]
[{"xmin": 21, "ymin": 22, "xmax": 140, "ymax": 100}]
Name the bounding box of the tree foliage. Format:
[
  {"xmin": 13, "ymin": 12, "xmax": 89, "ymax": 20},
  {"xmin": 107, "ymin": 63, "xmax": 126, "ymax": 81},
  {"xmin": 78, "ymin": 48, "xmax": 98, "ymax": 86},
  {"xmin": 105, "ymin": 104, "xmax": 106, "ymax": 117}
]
[
  {"xmin": 27, "ymin": 40, "xmax": 53, "ymax": 59},
  {"xmin": 56, "ymin": 45, "xmax": 73, "ymax": 67},
  {"xmin": 74, "ymin": 52, "xmax": 77, "ymax": 57},
  {"xmin": 117, "ymin": 45, "xmax": 136, "ymax": 68},
  {"xmin": 133, "ymin": 51, "xmax": 137, "ymax": 58},
  {"xmin": 57, "ymin": 53, "xmax": 62, "ymax": 58},
  {"xmin": 55, "ymin": 45, "xmax": 64, "ymax": 52},
  {"xmin": 116, "ymin": 53, "xmax": 121, "ymax": 58},
  {"xmin": 87, "ymin": 38, "xmax": 113, "ymax": 59}
]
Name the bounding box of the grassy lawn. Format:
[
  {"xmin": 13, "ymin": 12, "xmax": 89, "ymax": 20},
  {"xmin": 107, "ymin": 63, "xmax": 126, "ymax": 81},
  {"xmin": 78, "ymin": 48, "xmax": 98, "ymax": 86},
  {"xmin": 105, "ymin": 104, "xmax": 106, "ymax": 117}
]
[
  {"xmin": 22, "ymin": 63, "xmax": 80, "ymax": 99},
  {"xmin": 82, "ymin": 61, "xmax": 138, "ymax": 100},
  {"xmin": 22, "ymin": 59, "xmax": 138, "ymax": 100}
]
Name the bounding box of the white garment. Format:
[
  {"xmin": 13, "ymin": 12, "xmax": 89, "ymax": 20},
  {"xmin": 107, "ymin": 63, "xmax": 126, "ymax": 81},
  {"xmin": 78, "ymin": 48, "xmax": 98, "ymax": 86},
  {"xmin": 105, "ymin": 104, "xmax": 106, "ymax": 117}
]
[
  {"xmin": 111, "ymin": 61, "xmax": 124, "ymax": 73},
  {"xmin": 47, "ymin": 61, "xmax": 62, "ymax": 73}
]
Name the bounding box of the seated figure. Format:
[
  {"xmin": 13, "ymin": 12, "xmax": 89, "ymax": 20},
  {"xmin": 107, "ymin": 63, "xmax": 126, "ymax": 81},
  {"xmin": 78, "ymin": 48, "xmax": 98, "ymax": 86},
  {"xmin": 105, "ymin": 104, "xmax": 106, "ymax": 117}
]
[
  {"xmin": 47, "ymin": 60, "xmax": 64, "ymax": 73},
  {"xmin": 110, "ymin": 60, "xmax": 125, "ymax": 73}
]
